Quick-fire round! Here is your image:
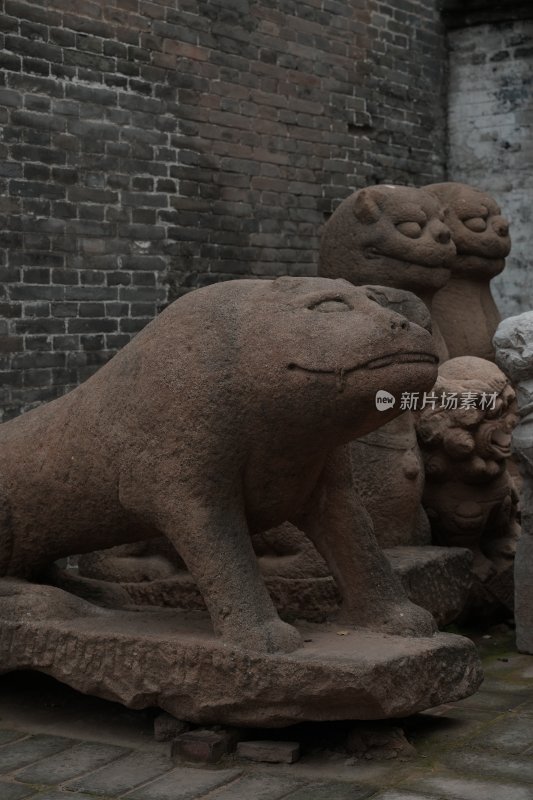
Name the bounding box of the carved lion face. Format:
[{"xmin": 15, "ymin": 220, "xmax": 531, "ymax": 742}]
[
  {"xmin": 219, "ymin": 276, "xmax": 439, "ymax": 438},
  {"xmin": 319, "ymin": 185, "xmax": 456, "ymax": 293},
  {"xmin": 426, "ymin": 182, "xmax": 510, "ymax": 277}
]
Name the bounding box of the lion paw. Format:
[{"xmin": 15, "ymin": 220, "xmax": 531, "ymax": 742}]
[{"xmin": 223, "ymin": 617, "xmax": 303, "ymax": 654}]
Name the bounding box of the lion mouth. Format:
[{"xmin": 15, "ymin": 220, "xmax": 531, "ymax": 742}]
[
  {"xmin": 364, "ymin": 247, "xmax": 450, "ymax": 269},
  {"xmin": 364, "ymin": 352, "xmax": 438, "ymax": 369},
  {"xmin": 288, "ymin": 351, "xmax": 437, "ymax": 376}
]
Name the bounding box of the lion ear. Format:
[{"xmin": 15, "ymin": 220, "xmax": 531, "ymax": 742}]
[{"xmin": 353, "ymin": 189, "xmax": 380, "ymax": 224}]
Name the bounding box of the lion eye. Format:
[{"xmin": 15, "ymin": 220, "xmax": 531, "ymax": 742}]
[
  {"xmin": 396, "ymin": 221, "xmax": 423, "ymax": 238},
  {"xmin": 312, "ymin": 299, "xmax": 350, "ymax": 312},
  {"xmin": 463, "ymin": 217, "xmax": 487, "ymax": 232}
]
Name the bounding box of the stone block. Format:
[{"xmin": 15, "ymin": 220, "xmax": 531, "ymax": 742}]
[
  {"xmin": 172, "ymin": 730, "xmax": 232, "ymax": 763},
  {"xmin": 236, "ymin": 740, "xmax": 300, "ymax": 764},
  {"xmin": 153, "ymin": 712, "xmax": 188, "ymax": 742}
]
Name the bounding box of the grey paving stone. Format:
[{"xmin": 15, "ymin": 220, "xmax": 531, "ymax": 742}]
[
  {"xmin": 15, "ymin": 740, "xmax": 130, "ymax": 784},
  {"xmin": 454, "ymin": 689, "xmax": 528, "ymax": 712},
  {"xmin": 408, "ymin": 774, "xmax": 533, "ymax": 800},
  {"xmin": 66, "ymin": 749, "xmax": 173, "ymax": 796},
  {"xmin": 409, "ymin": 709, "xmax": 492, "ymax": 753},
  {"xmin": 0, "ymin": 735, "xmax": 73, "ymax": 774},
  {"xmin": 31, "ymin": 793, "xmax": 105, "ymax": 800},
  {"xmin": 440, "ymin": 750, "xmax": 533, "ymax": 784},
  {"xmin": 0, "ymin": 780, "xmax": 37, "ymax": 800},
  {"xmin": 0, "ymin": 731, "xmax": 27, "ymax": 746},
  {"xmin": 371, "ymin": 793, "xmax": 440, "ymax": 800},
  {"xmin": 285, "ymin": 781, "xmax": 376, "ymax": 799},
  {"xmin": 470, "ymin": 714, "xmax": 533, "ymax": 755},
  {"xmin": 127, "ymin": 767, "xmax": 241, "ymax": 800},
  {"xmin": 203, "ymin": 774, "xmax": 305, "ymax": 800}
]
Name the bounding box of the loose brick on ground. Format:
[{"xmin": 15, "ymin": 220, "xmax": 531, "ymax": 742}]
[
  {"xmin": 172, "ymin": 730, "xmax": 232, "ymax": 763},
  {"xmin": 236, "ymin": 740, "xmax": 301, "ymax": 764}
]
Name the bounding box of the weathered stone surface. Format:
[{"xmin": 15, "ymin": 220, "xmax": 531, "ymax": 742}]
[
  {"xmin": 495, "ymin": 311, "xmax": 533, "ymax": 652},
  {"xmin": 385, "ymin": 547, "xmax": 472, "ymax": 627},
  {"xmin": 0, "ymin": 580, "xmax": 482, "ymax": 728},
  {"xmin": 416, "ymin": 355, "xmax": 519, "ymax": 619},
  {"xmin": 236, "ymin": 740, "xmax": 301, "ymax": 764}
]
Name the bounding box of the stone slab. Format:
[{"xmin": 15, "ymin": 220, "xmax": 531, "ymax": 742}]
[{"xmin": 0, "ymin": 579, "xmax": 482, "ymax": 728}]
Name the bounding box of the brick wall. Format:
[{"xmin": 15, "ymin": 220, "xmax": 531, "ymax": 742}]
[
  {"xmin": 0, "ymin": 0, "xmax": 448, "ymax": 421},
  {"xmin": 446, "ymin": 12, "xmax": 533, "ymax": 317}
]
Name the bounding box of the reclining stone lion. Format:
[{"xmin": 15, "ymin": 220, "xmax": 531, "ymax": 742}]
[{"xmin": 0, "ymin": 277, "xmax": 439, "ymax": 653}]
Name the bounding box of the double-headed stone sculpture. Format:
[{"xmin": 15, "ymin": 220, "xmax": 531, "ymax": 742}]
[
  {"xmin": 495, "ymin": 312, "xmax": 533, "ymax": 652},
  {"xmin": 319, "ymin": 184, "xmax": 455, "ymax": 549},
  {"xmin": 427, "ymin": 182, "xmax": 511, "ymax": 362},
  {"xmin": 0, "ymin": 277, "xmax": 481, "ymax": 725}
]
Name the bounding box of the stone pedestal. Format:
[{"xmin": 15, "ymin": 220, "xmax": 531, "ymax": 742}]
[
  {"xmin": 0, "ymin": 579, "xmax": 483, "ymax": 727},
  {"xmin": 69, "ymin": 546, "xmax": 473, "ymax": 629}
]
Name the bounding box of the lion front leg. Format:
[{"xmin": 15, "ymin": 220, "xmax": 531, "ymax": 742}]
[
  {"xmin": 294, "ymin": 446, "xmax": 436, "ymax": 637},
  {"xmin": 156, "ymin": 497, "xmax": 302, "ymax": 654}
]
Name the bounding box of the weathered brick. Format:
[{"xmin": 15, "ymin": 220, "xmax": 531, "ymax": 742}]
[
  {"xmin": 1, "ymin": 0, "xmax": 448, "ymax": 418},
  {"xmin": 236, "ymin": 740, "xmax": 301, "ymax": 764}
]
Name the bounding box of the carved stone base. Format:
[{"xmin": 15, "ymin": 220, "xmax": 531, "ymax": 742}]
[
  {"xmin": 71, "ymin": 546, "xmax": 473, "ymax": 628},
  {"xmin": 0, "ymin": 578, "xmax": 482, "ymax": 727}
]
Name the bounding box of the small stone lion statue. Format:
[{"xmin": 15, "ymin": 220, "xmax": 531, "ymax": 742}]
[{"xmin": 415, "ymin": 356, "xmax": 519, "ymax": 619}]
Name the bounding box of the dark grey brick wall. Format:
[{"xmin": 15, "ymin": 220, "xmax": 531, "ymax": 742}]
[{"xmin": 0, "ymin": 0, "xmax": 448, "ymax": 420}]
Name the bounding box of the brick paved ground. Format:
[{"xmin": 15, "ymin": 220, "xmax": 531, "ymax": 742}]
[{"xmin": 0, "ymin": 629, "xmax": 531, "ymax": 799}]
